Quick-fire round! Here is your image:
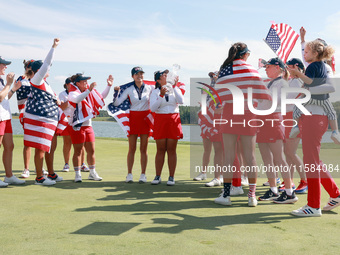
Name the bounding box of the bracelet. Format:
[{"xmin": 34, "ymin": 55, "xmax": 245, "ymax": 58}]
[
  {"xmin": 11, "ymin": 89, "xmax": 15, "ymax": 94},
  {"xmin": 160, "ymin": 94, "xmax": 164, "ymax": 98}
]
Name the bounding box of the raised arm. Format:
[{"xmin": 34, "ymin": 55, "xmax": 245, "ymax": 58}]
[
  {"xmin": 173, "ymin": 86, "xmax": 184, "ymax": 105},
  {"xmin": 101, "ymin": 75, "xmax": 113, "ymax": 99},
  {"xmin": 30, "ymin": 38, "xmax": 59, "ymax": 86}
]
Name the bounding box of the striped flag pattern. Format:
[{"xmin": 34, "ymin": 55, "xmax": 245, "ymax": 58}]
[
  {"xmin": 264, "ymin": 22, "xmax": 299, "ymax": 63},
  {"xmin": 213, "ymin": 59, "xmax": 271, "ymax": 104},
  {"xmin": 68, "ymin": 84, "xmax": 105, "ymax": 130}
]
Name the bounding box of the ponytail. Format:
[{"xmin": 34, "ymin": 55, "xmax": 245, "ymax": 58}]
[
  {"xmin": 155, "ymin": 81, "xmax": 161, "ymax": 89},
  {"xmin": 306, "ymin": 40, "xmax": 335, "ymax": 61},
  {"xmin": 220, "ymin": 42, "xmax": 248, "ymax": 70}
]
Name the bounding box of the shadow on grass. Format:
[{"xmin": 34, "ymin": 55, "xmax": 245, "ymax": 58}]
[
  {"xmin": 136, "ymin": 212, "xmax": 300, "ymax": 234},
  {"xmin": 71, "ymin": 222, "xmax": 140, "ymax": 236}
]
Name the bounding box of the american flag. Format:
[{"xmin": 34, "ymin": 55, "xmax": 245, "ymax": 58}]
[
  {"xmin": 107, "ymin": 80, "xmax": 185, "ymax": 136},
  {"xmin": 264, "ymin": 22, "xmax": 299, "ymax": 63},
  {"xmin": 24, "ymin": 86, "xmax": 59, "ymax": 152},
  {"xmin": 214, "ymin": 59, "xmax": 271, "ymax": 105},
  {"xmin": 198, "ymin": 105, "xmax": 219, "ymax": 139},
  {"xmin": 16, "ymin": 76, "xmax": 31, "ymax": 112},
  {"xmin": 68, "ymin": 84, "xmax": 105, "ymax": 130}
]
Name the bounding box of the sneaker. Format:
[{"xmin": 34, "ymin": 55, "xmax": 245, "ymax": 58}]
[
  {"xmin": 241, "ymin": 175, "xmax": 249, "ymax": 186},
  {"xmin": 230, "ymin": 186, "xmax": 244, "ymax": 196},
  {"xmin": 81, "ymin": 163, "xmax": 90, "ymax": 172},
  {"xmin": 139, "ymin": 174, "xmax": 147, "ymax": 183},
  {"xmin": 331, "ymin": 131, "xmax": 340, "ymax": 145},
  {"xmin": 263, "ymin": 178, "xmax": 281, "ymax": 186},
  {"xmin": 289, "ymin": 126, "xmax": 300, "ymax": 139},
  {"xmin": 47, "ymin": 173, "xmax": 63, "ymax": 182},
  {"xmin": 205, "ymin": 178, "xmax": 222, "ymax": 187},
  {"xmin": 193, "ymin": 173, "xmax": 207, "ymax": 181},
  {"xmin": 62, "ymin": 163, "xmax": 70, "ymax": 172},
  {"xmin": 0, "ymin": 179, "xmax": 9, "ymax": 187},
  {"xmin": 151, "ymin": 176, "xmax": 161, "ymax": 185},
  {"xmin": 167, "ymin": 176, "xmax": 175, "ymax": 186},
  {"xmin": 258, "ymin": 188, "xmax": 279, "ymax": 201},
  {"xmin": 214, "ymin": 194, "xmax": 232, "ymax": 206},
  {"xmin": 291, "ymin": 205, "xmax": 322, "ymax": 217},
  {"xmin": 21, "ymin": 169, "xmax": 30, "ymax": 178},
  {"xmin": 74, "ymin": 175, "xmax": 82, "ymax": 183},
  {"xmin": 295, "ymin": 180, "xmax": 308, "ymax": 194},
  {"xmin": 273, "ymin": 191, "xmax": 298, "ymax": 204},
  {"xmin": 125, "ymin": 173, "xmax": 133, "ymax": 183},
  {"xmin": 248, "ymin": 197, "xmax": 258, "ymax": 207},
  {"xmin": 262, "ymin": 181, "xmax": 270, "ymax": 186},
  {"xmin": 35, "ymin": 177, "xmax": 56, "ymax": 186},
  {"xmin": 4, "ymin": 175, "xmax": 26, "ymax": 185},
  {"xmin": 278, "ymin": 182, "xmax": 295, "ymax": 192},
  {"xmin": 88, "ymin": 171, "xmax": 102, "ymax": 181},
  {"xmin": 323, "ymin": 195, "xmax": 340, "ymax": 211}
]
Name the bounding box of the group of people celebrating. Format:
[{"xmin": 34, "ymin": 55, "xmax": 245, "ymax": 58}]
[
  {"xmin": 1, "ymin": 28, "xmax": 340, "ymax": 217},
  {"xmin": 0, "ymin": 38, "xmax": 185, "ymax": 188},
  {"xmin": 195, "ymin": 27, "xmax": 340, "ymax": 217}
]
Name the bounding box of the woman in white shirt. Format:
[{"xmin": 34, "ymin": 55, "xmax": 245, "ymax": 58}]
[
  {"xmin": 257, "ymin": 58, "xmax": 297, "ymax": 204},
  {"xmin": 59, "ymin": 78, "xmax": 89, "ymax": 173},
  {"xmin": 0, "ymin": 57, "xmax": 25, "ymax": 187},
  {"xmin": 113, "ymin": 67, "xmax": 153, "ymax": 183},
  {"xmin": 149, "ymin": 70, "xmax": 184, "ymax": 186},
  {"xmin": 68, "ymin": 73, "xmax": 112, "ymax": 182}
]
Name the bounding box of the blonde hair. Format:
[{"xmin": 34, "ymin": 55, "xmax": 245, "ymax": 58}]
[{"xmin": 306, "ymin": 40, "xmax": 335, "ymax": 61}]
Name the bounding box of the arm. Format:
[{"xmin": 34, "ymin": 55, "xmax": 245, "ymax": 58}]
[
  {"xmin": 150, "ymin": 89, "xmax": 165, "ymax": 112},
  {"xmin": 288, "ymin": 65, "xmax": 313, "ymax": 85},
  {"xmin": 101, "ymin": 75, "xmax": 113, "ymax": 99},
  {"xmin": 69, "ymin": 90, "xmax": 91, "ymax": 104},
  {"xmin": 300, "ymin": 27, "xmax": 309, "ymax": 68},
  {"xmin": 173, "ymin": 86, "xmax": 184, "ymax": 105},
  {"xmin": 30, "ymin": 38, "xmax": 59, "ymax": 86},
  {"xmin": 308, "ymin": 83, "xmax": 335, "ymax": 95},
  {"xmin": 113, "ymin": 86, "xmax": 130, "ymax": 106},
  {"xmin": 8, "ymin": 79, "xmax": 22, "ymax": 100},
  {"xmin": 0, "ymin": 73, "xmax": 15, "ymax": 102}
]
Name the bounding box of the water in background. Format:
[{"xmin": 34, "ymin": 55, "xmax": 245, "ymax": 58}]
[{"xmin": 12, "ymin": 118, "xmax": 334, "ymax": 143}]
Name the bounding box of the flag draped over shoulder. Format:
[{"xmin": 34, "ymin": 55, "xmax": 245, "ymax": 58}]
[
  {"xmin": 68, "ymin": 84, "xmax": 105, "ymax": 130},
  {"xmin": 264, "ymin": 22, "xmax": 299, "ymax": 63},
  {"xmin": 107, "ymin": 80, "xmax": 185, "ymax": 136},
  {"xmin": 198, "ymin": 102, "xmax": 219, "ymax": 139},
  {"xmin": 213, "ymin": 59, "xmax": 271, "ymax": 104}
]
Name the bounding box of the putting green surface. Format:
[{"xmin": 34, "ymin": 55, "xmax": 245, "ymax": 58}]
[{"xmin": 1, "ymin": 136, "xmax": 340, "ymax": 254}]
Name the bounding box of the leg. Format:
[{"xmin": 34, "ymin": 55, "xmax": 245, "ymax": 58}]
[
  {"xmin": 84, "ymin": 141, "xmax": 95, "ymax": 166},
  {"xmin": 45, "ymin": 135, "xmax": 57, "ymax": 175},
  {"xmin": 202, "ymin": 138, "xmax": 212, "ymax": 173},
  {"xmin": 269, "ymin": 140, "xmax": 292, "ymax": 189},
  {"xmin": 139, "ymin": 134, "xmax": 149, "ymax": 174},
  {"xmin": 284, "ymin": 137, "xmax": 306, "ymax": 181},
  {"xmin": 258, "ymin": 143, "xmax": 276, "ymax": 187},
  {"xmin": 35, "ymin": 148, "xmax": 45, "ymax": 178},
  {"xmin": 212, "ymin": 141, "xmax": 223, "ymax": 179},
  {"xmin": 222, "ymin": 133, "xmax": 238, "ymax": 182},
  {"xmin": 167, "ymin": 139, "xmax": 178, "ymax": 177},
  {"xmin": 63, "ymin": 135, "xmax": 72, "ymax": 165},
  {"xmin": 73, "ymin": 143, "xmax": 84, "ymax": 170},
  {"xmin": 155, "ymin": 139, "xmax": 167, "ymax": 176},
  {"xmin": 23, "ymin": 146, "xmax": 31, "ymax": 170},
  {"xmin": 2, "ymin": 133, "xmax": 14, "ymax": 177},
  {"xmin": 127, "ymin": 135, "xmax": 138, "ymax": 174}
]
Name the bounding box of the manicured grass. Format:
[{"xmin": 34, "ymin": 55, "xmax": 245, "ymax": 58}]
[{"xmin": 0, "ymin": 136, "xmax": 340, "ymax": 254}]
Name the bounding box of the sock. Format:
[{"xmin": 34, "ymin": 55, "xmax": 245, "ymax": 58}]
[
  {"xmin": 48, "ymin": 173, "xmax": 56, "ymax": 178},
  {"xmin": 248, "ymin": 183, "xmax": 256, "ymax": 198},
  {"xmin": 75, "ymin": 166, "xmax": 81, "ymax": 177},
  {"xmin": 223, "ymin": 183, "xmax": 231, "ymax": 198},
  {"xmin": 89, "ymin": 165, "xmax": 96, "ymax": 174},
  {"xmin": 271, "ymin": 186, "xmax": 278, "ymax": 194},
  {"xmin": 286, "ymin": 188, "xmax": 293, "ymax": 196}
]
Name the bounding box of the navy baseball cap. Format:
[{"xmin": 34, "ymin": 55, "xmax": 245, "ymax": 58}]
[
  {"xmin": 286, "ymin": 58, "xmax": 305, "ymax": 71},
  {"xmin": 266, "ymin": 57, "xmax": 286, "ymax": 69},
  {"xmin": 154, "ymin": 69, "xmax": 169, "ymax": 81},
  {"xmin": 65, "ymin": 77, "xmax": 72, "ymax": 85},
  {"xmin": 74, "ymin": 74, "xmax": 91, "ymax": 83},
  {"xmin": 131, "ymin": 66, "xmax": 144, "ymax": 76},
  {"xmin": 31, "ymin": 60, "xmax": 43, "ymax": 72},
  {"xmin": 0, "ymin": 56, "xmax": 11, "ymax": 65}
]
